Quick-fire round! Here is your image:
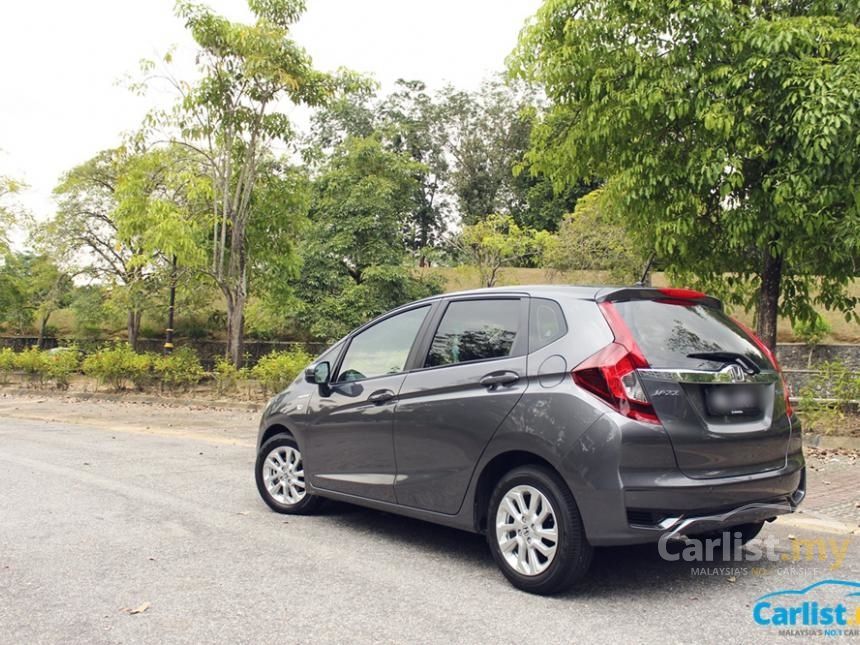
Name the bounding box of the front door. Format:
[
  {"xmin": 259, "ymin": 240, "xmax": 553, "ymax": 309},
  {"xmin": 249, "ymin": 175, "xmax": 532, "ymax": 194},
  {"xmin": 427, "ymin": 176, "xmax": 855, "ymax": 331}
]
[
  {"xmin": 393, "ymin": 297, "xmax": 529, "ymax": 514},
  {"xmin": 304, "ymin": 305, "xmax": 432, "ymax": 503}
]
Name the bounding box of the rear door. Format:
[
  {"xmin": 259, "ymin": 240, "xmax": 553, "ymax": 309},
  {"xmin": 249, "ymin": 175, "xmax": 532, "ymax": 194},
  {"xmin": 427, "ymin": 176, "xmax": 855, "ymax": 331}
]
[
  {"xmin": 392, "ymin": 296, "xmax": 529, "ymax": 514},
  {"xmin": 612, "ymin": 297, "xmax": 792, "ymax": 479}
]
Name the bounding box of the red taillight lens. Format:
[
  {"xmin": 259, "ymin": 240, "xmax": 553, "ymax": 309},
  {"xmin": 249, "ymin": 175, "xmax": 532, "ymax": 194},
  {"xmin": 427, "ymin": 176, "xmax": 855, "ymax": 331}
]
[
  {"xmin": 732, "ymin": 318, "xmax": 794, "ymax": 417},
  {"xmin": 572, "ymin": 303, "xmax": 660, "ymax": 424}
]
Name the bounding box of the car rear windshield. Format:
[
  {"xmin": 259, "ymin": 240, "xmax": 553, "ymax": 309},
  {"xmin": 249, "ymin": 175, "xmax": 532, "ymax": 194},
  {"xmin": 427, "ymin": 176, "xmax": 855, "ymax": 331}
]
[{"xmin": 612, "ymin": 300, "xmax": 771, "ymax": 370}]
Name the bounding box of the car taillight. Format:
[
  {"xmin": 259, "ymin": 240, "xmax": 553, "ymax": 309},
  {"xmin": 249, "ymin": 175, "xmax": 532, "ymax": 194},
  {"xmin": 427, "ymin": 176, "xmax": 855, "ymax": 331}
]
[
  {"xmin": 571, "ymin": 302, "xmax": 660, "ymax": 424},
  {"xmin": 732, "ymin": 318, "xmax": 794, "ymax": 417}
]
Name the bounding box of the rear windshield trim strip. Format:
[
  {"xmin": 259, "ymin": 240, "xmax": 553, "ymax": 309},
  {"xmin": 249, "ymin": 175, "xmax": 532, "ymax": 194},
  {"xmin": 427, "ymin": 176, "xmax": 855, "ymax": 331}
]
[{"xmin": 637, "ymin": 368, "xmax": 779, "ymax": 384}]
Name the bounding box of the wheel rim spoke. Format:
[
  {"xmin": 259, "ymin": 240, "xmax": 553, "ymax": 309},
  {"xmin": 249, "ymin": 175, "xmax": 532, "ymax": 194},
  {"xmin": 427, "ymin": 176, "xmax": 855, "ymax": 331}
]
[
  {"xmin": 263, "ymin": 446, "xmax": 306, "ymax": 505},
  {"xmin": 495, "ymin": 484, "xmax": 559, "ymax": 577}
]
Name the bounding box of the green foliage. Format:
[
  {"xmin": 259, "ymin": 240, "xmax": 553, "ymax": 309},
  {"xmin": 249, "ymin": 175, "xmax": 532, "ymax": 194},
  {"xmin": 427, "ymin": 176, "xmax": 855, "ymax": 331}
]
[
  {"xmin": 513, "ymin": 0, "xmax": 860, "ymax": 347},
  {"xmin": 0, "ymin": 347, "xmax": 15, "ymax": 383},
  {"xmin": 213, "ymin": 356, "xmax": 243, "ymax": 394},
  {"xmin": 798, "ymin": 360, "xmax": 860, "ymax": 434},
  {"xmin": 456, "ymin": 214, "xmax": 551, "ymax": 288},
  {"xmin": 153, "ymin": 347, "xmax": 204, "ymax": 393},
  {"xmin": 542, "ymin": 187, "xmax": 646, "ymax": 284},
  {"xmin": 793, "ymin": 315, "xmax": 832, "ymax": 367},
  {"xmin": 13, "ymin": 347, "xmax": 47, "ymax": 387},
  {"xmin": 82, "ymin": 343, "xmax": 153, "ymax": 391},
  {"xmin": 43, "ymin": 348, "xmax": 80, "ymax": 390},
  {"xmin": 69, "ymin": 286, "xmax": 109, "ymax": 338},
  {"xmin": 251, "ymin": 348, "xmax": 314, "ymax": 395},
  {"xmin": 294, "ymin": 135, "xmax": 443, "ymax": 338}
]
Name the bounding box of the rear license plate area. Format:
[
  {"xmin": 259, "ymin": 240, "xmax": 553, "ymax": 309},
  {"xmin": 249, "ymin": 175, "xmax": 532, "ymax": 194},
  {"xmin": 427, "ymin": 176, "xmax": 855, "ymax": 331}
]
[{"xmin": 704, "ymin": 385, "xmax": 762, "ymax": 417}]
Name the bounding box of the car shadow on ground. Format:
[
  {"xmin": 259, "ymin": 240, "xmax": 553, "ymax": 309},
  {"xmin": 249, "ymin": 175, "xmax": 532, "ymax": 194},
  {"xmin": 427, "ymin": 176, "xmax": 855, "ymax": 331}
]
[{"xmin": 315, "ymin": 501, "xmax": 780, "ymax": 598}]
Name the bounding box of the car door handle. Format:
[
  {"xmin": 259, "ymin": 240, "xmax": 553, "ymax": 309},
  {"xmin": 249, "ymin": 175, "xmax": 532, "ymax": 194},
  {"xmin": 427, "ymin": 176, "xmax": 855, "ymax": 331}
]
[
  {"xmin": 480, "ymin": 371, "xmax": 520, "ymax": 389},
  {"xmin": 368, "ymin": 389, "xmax": 396, "ymax": 404}
]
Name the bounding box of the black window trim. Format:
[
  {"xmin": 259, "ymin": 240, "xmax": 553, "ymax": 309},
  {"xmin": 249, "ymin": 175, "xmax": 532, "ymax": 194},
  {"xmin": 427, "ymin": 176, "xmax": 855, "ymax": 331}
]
[
  {"xmin": 329, "ymin": 301, "xmax": 439, "ymax": 385},
  {"xmin": 408, "ymin": 295, "xmax": 529, "ymax": 374},
  {"xmin": 527, "ymin": 296, "xmax": 569, "ymax": 354}
]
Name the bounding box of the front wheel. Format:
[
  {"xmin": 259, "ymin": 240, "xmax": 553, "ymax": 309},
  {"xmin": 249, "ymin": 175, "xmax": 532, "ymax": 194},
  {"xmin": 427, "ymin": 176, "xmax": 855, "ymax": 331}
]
[
  {"xmin": 255, "ymin": 436, "xmax": 323, "ymax": 514},
  {"xmin": 487, "ymin": 465, "xmax": 592, "ymax": 595}
]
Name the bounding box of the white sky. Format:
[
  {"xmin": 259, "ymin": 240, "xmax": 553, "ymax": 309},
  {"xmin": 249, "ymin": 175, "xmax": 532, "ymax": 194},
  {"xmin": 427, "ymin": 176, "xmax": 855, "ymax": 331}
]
[{"xmin": 0, "ymin": 0, "xmax": 542, "ymax": 230}]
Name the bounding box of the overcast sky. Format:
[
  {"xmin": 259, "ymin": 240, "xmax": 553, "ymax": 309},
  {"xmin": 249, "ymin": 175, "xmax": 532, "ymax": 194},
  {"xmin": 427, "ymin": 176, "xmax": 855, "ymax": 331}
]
[{"xmin": 0, "ymin": 0, "xmax": 542, "ymax": 225}]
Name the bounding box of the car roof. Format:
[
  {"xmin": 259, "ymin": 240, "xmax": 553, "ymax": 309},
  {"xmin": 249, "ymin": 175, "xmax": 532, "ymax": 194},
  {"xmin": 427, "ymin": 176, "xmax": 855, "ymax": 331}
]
[{"xmin": 412, "ymin": 284, "xmax": 613, "ymax": 305}]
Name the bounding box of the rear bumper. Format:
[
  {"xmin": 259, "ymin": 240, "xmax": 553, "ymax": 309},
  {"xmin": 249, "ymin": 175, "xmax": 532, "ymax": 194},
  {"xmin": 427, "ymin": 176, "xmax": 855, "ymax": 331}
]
[{"xmin": 581, "ymin": 459, "xmax": 805, "ymax": 546}]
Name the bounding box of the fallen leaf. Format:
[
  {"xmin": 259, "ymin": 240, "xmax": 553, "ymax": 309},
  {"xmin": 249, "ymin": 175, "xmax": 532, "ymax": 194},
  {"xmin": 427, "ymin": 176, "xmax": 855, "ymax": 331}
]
[
  {"xmin": 727, "ymin": 576, "xmax": 737, "ymax": 583},
  {"xmin": 128, "ymin": 602, "xmax": 150, "ymax": 615}
]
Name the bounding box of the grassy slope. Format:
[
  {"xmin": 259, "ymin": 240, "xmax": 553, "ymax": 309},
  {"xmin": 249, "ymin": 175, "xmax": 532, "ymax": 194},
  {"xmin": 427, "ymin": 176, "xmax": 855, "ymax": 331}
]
[{"xmin": 421, "ymin": 266, "xmax": 860, "ymax": 344}]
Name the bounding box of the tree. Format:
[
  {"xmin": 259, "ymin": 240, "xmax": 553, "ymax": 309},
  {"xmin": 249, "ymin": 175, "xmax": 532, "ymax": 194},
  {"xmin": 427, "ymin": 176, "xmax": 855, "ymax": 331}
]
[
  {"xmin": 542, "ymin": 187, "xmax": 647, "ymax": 284},
  {"xmin": 294, "ymin": 136, "xmax": 441, "ymax": 339},
  {"xmin": 441, "ymin": 79, "xmax": 593, "ymax": 232},
  {"xmin": 0, "ymin": 174, "xmax": 26, "ymax": 253},
  {"xmin": 513, "ymin": 1, "xmax": 860, "ymax": 349},
  {"xmin": 0, "ymin": 253, "xmax": 72, "ymax": 342},
  {"xmin": 149, "ymin": 0, "xmax": 350, "ymax": 365},
  {"xmin": 47, "ymin": 150, "xmax": 155, "ymax": 348},
  {"xmin": 308, "ymin": 79, "xmax": 452, "ymax": 263},
  {"xmin": 456, "ymin": 214, "xmax": 550, "ymax": 288}
]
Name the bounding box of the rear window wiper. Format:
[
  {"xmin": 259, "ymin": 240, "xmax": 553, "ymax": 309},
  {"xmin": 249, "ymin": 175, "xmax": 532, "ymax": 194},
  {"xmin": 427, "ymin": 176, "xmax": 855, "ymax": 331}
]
[{"xmin": 686, "ymin": 352, "xmax": 761, "ymax": 374}]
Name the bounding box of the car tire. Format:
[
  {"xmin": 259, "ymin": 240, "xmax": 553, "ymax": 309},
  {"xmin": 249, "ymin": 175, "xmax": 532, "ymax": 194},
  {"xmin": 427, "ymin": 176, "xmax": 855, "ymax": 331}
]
[
  {"xmin": 487, "ymin": 465, "xmax": 592, "ymax": 595},
  {"xmin": 255, "ymin": 436, "xmax": 323, "ymax": 515},
  {"xmin": 696, "ymin": 521, "xmax": 765, "ymax": 546}
]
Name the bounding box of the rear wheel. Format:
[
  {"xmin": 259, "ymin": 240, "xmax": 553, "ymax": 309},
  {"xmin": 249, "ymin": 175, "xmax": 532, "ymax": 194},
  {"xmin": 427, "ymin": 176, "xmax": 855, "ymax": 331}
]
[
  {"xmin": 255, "ymin": 436, "xmax": 323, "ymax": 514},
  {"xmin": 487, "ymin": 465, "xmax": 592, "ymax": 595}
]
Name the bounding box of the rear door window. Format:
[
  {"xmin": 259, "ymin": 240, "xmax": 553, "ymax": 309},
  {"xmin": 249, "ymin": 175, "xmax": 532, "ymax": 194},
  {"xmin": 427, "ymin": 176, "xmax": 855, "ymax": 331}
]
[
  {"xmin": 612, "ymin": 300, "xmax": 770, "ymax": 370},
  {"xmin": 425, "ymin": 299, "xmax": 522, "ymax": 367}
]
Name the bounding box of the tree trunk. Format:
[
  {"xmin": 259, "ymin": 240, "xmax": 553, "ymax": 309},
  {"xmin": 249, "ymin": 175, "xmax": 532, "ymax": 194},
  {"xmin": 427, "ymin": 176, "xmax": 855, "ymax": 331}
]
[
  {"xmin": 127, "ymin": 309, "xmax": 142, "ymax": 351},
  {"xmin": 756, "ymin": 246, "xmax": 783, "ymax": 352},
  {"xmin": 225, "ymin": 290, "xmax": 246, "ymax": 368},
  {"xmin": 37, "ymin": 312, "xmax": 51, "ymax": 350}
]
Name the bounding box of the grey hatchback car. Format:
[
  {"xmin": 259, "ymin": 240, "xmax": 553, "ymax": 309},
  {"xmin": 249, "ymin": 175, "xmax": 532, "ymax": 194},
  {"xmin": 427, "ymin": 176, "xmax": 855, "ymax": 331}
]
[{"xmin": 255, "ymin": 286, "xmax": 805, "ymax": 594}]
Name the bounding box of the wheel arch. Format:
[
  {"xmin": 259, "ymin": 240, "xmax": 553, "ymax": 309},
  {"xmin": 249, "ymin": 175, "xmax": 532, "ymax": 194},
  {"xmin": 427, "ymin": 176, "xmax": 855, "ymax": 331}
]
[
  {"xmin": 259, "ymin": 423, "xmax": 295, "ymax": 448},
  {"xmin": 472, "ymin": 450, "xmax": 564, "ymax": 534}
]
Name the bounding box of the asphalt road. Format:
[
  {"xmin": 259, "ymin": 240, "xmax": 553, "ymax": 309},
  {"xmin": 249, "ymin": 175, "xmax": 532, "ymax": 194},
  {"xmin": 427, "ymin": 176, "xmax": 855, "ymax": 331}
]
[{"xmin": 1, "ymin": 415, "xmax": 858, "ymax": 644}]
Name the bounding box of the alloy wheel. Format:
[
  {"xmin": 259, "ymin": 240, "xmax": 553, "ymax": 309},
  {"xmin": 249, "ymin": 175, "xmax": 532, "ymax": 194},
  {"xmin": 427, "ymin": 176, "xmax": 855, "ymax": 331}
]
[
  {"xmin": 495, "ymin": 484, "xmax": 559, "ymax": 576},
  {"xmin": 262, "ymin": 445, "xmax": 306, "ymax": 505}
]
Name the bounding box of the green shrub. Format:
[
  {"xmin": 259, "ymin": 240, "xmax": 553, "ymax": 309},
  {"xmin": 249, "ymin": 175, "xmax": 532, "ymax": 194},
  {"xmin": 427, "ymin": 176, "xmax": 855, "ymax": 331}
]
[
  {"xmin": 14, "ymin": 347, "xmax": 47, "ymax": 387},
  {"xmin": 793, "ymin": 315, "xmax": 831, "ymax": 367},
  {"xmin": 213, "ymin": 356, "xmax": 241, "ymax": 394},
  {"xmin": 82, "ymin": 343, "xmax": 151, "ymax": 391},
  {"xmin": 153, "ymin": 346, "xmax": 204, "ymax": 393},
  {"xmin": 798, "ymin": 360, "xmax": 860, "ymax": 434},
  {"xmin": 43, "ymin": 348, "xmax": 80, "ymax": 390},
  {"xmin": 251, "ymin": 348, "xmax": 313, "ymax": 395},
  {"xmin": 0, "ymin": 347, "xmax": 15, "ymax": 384}
]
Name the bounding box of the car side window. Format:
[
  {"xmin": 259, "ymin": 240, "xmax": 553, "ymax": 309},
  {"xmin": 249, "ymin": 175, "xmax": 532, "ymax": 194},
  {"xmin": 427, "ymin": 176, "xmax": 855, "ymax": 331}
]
[
  {"xmin": 529, "ymin": 298, "xmax": 567, "ymax": 352},
  {"xmin": 425, "ymin": 299, "xmax": 521, "ymax": 368},
  {"xmin": 336, "ymin": 306, "xmax": 430, "ymax": 382}
]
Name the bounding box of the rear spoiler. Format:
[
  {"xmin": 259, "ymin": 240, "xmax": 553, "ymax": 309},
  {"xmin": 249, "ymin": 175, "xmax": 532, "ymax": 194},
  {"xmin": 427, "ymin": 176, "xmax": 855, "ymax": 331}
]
[{"xmin": 595, "ymin": 287, "xmax": 722, "ymax": 310}]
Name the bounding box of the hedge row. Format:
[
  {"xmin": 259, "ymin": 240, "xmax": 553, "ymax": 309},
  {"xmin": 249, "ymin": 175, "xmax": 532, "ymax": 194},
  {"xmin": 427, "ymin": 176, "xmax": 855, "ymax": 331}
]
[{"xmin": 0, "ymin": 344, "xmax": 313, "ymax": 395}]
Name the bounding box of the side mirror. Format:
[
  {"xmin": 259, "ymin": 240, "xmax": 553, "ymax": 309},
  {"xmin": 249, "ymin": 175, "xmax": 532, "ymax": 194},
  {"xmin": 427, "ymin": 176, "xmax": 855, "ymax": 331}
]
[{"xmin": 304, "ymin": 361, "xmax": 330, "ymax": 385}]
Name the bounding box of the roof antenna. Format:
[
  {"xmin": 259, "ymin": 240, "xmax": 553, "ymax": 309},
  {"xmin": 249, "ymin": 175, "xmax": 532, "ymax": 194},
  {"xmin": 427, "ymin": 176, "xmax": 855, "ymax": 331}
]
[{"xmin": 635, "ymin": 253, "xmax": 655, "ymax": 287}]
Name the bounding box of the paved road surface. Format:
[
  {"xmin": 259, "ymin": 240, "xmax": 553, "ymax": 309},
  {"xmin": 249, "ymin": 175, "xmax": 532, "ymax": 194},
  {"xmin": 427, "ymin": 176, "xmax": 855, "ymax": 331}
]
[{"xmin": 0, "ymin": 415, "xmax": 858, "ymax": 644}]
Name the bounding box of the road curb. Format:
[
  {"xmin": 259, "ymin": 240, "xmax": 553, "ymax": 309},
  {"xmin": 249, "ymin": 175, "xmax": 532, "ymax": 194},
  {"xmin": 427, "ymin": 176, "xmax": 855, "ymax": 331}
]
[{"xmin": 0, "ymin": 388, "xmax": 264, "ymax": 412}]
